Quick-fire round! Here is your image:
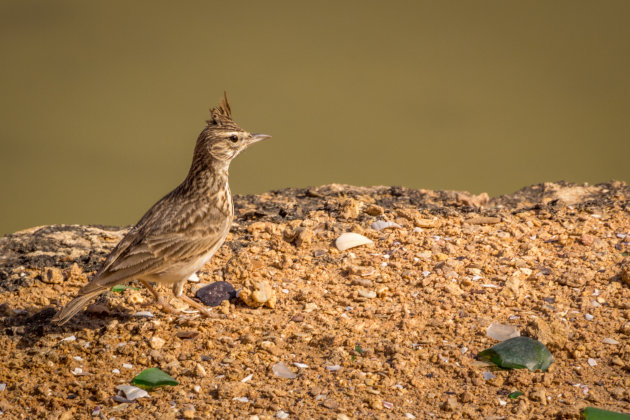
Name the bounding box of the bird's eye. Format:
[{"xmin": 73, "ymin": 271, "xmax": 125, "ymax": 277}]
[{"xmin": 228, "ymin": 134, "xmax": 239, "ymax": 142}]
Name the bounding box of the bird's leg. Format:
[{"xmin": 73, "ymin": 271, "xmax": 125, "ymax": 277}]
[
  {"xmin": 172, "ymin": 280, "xmax": 212, "ymax": 317},
  {"xmin": 139, "ymin": 279, "xmax": 178, "ymax": 315}
]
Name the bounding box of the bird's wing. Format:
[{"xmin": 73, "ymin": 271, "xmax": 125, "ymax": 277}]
[
  {"xmin": 82, "ymin": 222, "xmax": 229, "ymax": 293},
  {"xmin": 81, "ymin": 190, "xmax": 231, "ymax": 293}
]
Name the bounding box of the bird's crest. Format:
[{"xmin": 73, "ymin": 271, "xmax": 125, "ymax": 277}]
[{"xmin": 207, "ymin": 92, "xmax": 240, "ymax": 130}]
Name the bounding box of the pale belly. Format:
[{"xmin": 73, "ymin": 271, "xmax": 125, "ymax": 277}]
[{"xmin": 143, "ymin": 236, "xmax": 227, "ymax": 286}]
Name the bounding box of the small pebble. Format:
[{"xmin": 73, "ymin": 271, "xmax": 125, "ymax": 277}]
[
  {"xmin": 0, "ymin": 384, "xmax": 6, "ymax": 392},
  {"xmin": 181, "ymin": 405, "xmax": 195, "ymax": 419},
  {"xmin": 303, "ymin": 303, "xmax": 318, "ymax": 313},
  {"xmin": 486, "ymin": 323, "xmax": 520, "ymax": 341},
  {"xmin": 133, "ymin": 311, "xmax": 154, "ymax": 318},
  {"xmin": 233, "ymin": 397, "xmax": 249, "ymax": 403},
  {"xmin": 188, "ymin": 273, "xmax": 200, "ymax": 283},
  {"xmin": 196, "ymin": 281, "xmax": 237, "ymax": 307},
  {"xmin": 326, "ymin": 365, "xmax": 342, "ymax": 371},
  {"xmin": 585, "ymin": 314, "xmax": 594, "ymax": 321},
  {"xmin": 195, "ymin": 363, "xmax": 207, "ymax": 378},
  {"xmin": 587, "ymin": 358, "xmax": 597, "ymax": 367},
  {"xmin": 272, "ymin": 362, "xmax": 297, "ymax": 379},
  {"xmin": 115, "ymin": 385, "xmax": 149, "ymax": 401},
  {"xmin": 323, "ymin": 399, "xmax": 339, "ymax": 410},
  {"xmin": 294, "ymin": 362, "xmax": 309, "ymax": 369},
  {"xmin": 122, "ymin": 363, "xmax": 133, "ymax": 369},
  {"xmin": 602, "ymin": 337, "xmax": 619, "ymax": 345},
  {"xmin": 239, "ymin": 281, "xmax": 276, "ymax": 308},
  {"xmin": 358, "ymin": 290, "xmax": 377, "ymax": 299},
  {"xmin": 276, "ymin": 410, "xmax": 289, "ymax": 419},
  {"xmin": 150, "ymin": 336, "xmax": 166, "ymax": 350},
  {"xmin": 241, "ymin": 374, "xmax": 254, "ymax": 383}
]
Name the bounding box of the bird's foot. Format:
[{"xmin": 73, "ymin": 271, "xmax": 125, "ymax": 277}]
[
  {"xmin": 177, "ymin": 294, "xmax": 213, "ymax": 317},
  {"xmin": 156, "ymin": 296, "xmax": 179, "ymax": 315}
]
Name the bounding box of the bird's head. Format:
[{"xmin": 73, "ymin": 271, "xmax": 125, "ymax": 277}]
[{"xmin": 195, "ymin": 93, "xmax": 270, "ymax": 168}]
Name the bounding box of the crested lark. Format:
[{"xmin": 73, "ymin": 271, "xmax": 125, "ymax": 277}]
[{"xmin": 51, "ymin": 94, "xmax": 269, "ymax": 325}]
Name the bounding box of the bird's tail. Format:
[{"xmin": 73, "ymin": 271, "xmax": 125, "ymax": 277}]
[{"xmin": 51, "ymin": 286, "xmax": 108, "ymax": 325}]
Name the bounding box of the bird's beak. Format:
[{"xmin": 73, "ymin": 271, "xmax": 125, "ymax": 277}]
[{"xmin": 249, "ymin": 133, "xmax": 271, "ymax": 144}]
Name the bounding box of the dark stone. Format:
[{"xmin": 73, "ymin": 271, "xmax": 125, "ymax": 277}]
[{"xmin": 195, "ymin": 281, "xmax": 237, "ymax": 307}]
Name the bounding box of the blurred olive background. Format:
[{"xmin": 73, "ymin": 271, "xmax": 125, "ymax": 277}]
[{"xmin": 1, "ymin": 1, "xmax": 629, "ymax": 234}]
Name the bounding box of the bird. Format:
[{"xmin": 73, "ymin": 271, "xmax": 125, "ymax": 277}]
[{"xmin": 51, "ymin": 93, "xmax": 270, "ymax": 325}]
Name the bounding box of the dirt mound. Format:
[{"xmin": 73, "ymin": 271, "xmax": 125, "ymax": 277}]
[{"xmin": 1, "ymin": 181, "xmax": 629, "ymax": 419}]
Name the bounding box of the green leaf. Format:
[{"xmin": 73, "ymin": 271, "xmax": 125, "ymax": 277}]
[
  {"xmin": 355, "ymin": 344, "xmax": 363, "ymax": 355},
  {"xmin": 478, "ymin": 336, "xmax": 553, "ymax": 372},
  {"xmin": 582, "ymin": 407, "xmax": 630, "ymax": 420},
  {"xmin": 112, "ymin": 284, "xmax": 139, "ymax": 293},
  {"xmin": 132, "ymin": 368, "xmax": 178, "ymax": 390},
  {"xmin": 508, "ymin": 391, "xmax": 524, "ymax": 399}
]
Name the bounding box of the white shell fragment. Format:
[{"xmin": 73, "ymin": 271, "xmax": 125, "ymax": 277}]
[
  {"xmin": 371, "ymin": 220, "xmax": 401, "ymax": 231},
  {"xmin": 188, "ymin": 273, "xmax": 200, "ymax": 283},
  {"xmin": 587, "ymin": 358, "xmax": 597, "ymax": 367},
  {"xmin": 335, "ymin": 233, "xmax": 373, "ymax": 251},
  {"xmin": 115, "ymin": 385, "xmax": 150, "ymax": 401},
  {"xmin": 241, "ymin": 374, "xmax": 254, "ymax": 383},
  {"xmin": 293, "ymin": 362, "xmax": 309, "ymax": 369},
  {"xmin": 602, "ymin": 337, "xmax": 619, "ymax": 345},
  {"xmin": 482, "ymin": 371, "xmax": 496, "ymax": 380},
  {"xmin": 272, "ymin": 362, "xmax": 297, "ymax": 379},
  {"xmin": 325, "ymin": 365, "xmax": 342, "ymax": 371},
  {"xmin": 133, "ymin": 311, "xmax": 154, "ymax": 318},
  {"xmin": 486, "ymin": 323, "xmax": 520, "ymax": 341}
]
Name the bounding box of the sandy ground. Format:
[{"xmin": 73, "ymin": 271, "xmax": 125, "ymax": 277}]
[{"xmin": 0, "ymin": 181, "xmax": 629, "ymax": 419}]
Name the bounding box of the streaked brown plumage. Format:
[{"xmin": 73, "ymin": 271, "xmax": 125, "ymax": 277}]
[{"xmin": 51, "ymin": 93, "xmax": 269, "ymax": 325}]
